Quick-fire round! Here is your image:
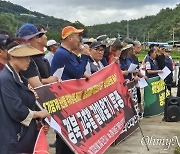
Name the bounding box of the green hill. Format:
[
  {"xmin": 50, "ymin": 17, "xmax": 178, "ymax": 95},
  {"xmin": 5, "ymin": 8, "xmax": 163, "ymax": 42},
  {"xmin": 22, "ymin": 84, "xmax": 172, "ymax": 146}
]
[
  {"xmin": 0, "ymin": 1, "xmax": 72, "ymax": 40},
  {"xmin": 87, "ymin": 4, "xmax": 180, "ymax": 42},
  {"xmin": 0, "ymin": 1, "xmax": 179, "ymax": 42}
]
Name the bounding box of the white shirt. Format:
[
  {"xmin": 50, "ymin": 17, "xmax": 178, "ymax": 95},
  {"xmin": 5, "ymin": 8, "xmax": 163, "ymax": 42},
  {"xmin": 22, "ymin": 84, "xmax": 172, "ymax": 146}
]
[{"xmin": 44, "ymin": 51, "xmax": 54, "ymax": 66}]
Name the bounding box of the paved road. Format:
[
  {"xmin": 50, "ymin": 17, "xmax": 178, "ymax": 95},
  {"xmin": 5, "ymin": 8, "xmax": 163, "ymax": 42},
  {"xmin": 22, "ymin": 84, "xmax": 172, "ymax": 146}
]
[{"xmin": 47, "ymin": 88, "xmax": 180, "ymax": 154}]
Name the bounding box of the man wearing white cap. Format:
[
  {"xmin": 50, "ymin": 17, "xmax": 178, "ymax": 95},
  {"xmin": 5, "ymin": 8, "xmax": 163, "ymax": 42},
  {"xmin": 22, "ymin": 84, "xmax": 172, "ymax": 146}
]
[{"xmin": 45, "ymin": 40, "xmax": 59, "ymax": 66}]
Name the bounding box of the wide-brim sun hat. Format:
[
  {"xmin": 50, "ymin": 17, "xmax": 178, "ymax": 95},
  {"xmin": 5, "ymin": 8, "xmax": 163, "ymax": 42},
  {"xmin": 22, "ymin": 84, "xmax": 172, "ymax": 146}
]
[
  {"xmin": 8, "ymin": 44, "xmax": 42, "ymax": 57},
  {"xmin": 121, "ymin": 44, "xmax": 133, "ymax": 52}
]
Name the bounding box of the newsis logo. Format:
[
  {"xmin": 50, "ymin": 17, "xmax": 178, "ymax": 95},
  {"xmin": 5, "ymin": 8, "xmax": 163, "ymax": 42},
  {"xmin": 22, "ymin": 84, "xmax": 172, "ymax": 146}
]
[{"xmin": 141, "ymin": 136, "xmax": 180, "ymax": 150}]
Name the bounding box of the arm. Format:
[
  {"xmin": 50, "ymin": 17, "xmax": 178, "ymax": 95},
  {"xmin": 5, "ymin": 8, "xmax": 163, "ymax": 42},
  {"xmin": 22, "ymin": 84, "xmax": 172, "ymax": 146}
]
[
  {"xmin": 42, "ymin": 76, "xmax": 58, "ymax": 85},
  {"xmin": 1, "ymin": 78, "xmax": 50, "ymax": 127},
  {"xmin": 122, "ymin": 70, "xmax": 129, "ymax": 76},
  {"xmin": 28, "ymin": 76, "xmax": 43, "ymax": 88},
  {"xmin": 51, "ymin": 51, "xmax": 89, "ymax": 79},
  {"xmin": 147, "ymin": 69, "xmax": 162, "ymax": 74},
  {"xmin": 146, "ymin": 61, "xmax": 162, "ymax": 75},
  {"xmin": 33, "ymin": 109, "xmax": 50, "ymax": 121},
  {"xmin": 22, "ymin": 59, "xmax": 43, "ymax": 88},
  {"xmin": 62, "ymin": 54, "xmax": 89, "ymax": 79},
  {"xmin": 138, "ymin": 71, "xmax": 148, "ymax": 80}
]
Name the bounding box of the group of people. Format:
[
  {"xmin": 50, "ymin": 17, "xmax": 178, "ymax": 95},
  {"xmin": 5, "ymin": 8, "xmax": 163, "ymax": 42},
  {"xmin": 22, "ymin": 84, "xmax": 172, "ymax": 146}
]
[
  {"xmin": 0, "ymin": 23, "xmax": 178, "ymax": 153},
  {"xmin": 142, "ymin": 43, "xmax": 174, "ymax": 92},
  {"xmin": 0, "ymin": 27, "xmax": 51, "ymax": 153}
]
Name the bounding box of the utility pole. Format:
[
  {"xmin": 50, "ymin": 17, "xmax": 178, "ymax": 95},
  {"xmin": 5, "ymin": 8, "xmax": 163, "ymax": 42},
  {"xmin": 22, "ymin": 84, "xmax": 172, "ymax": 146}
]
[
  {"xmin": 143, "ymin": 33, "xmax": 145, "ymax": 43},
  {"xmin": 29, "ymin": 6, "xmax": 31, "ymax": 15},
  {"xmin": 127, "ymin": 20, "xmax": 129, "ymax": 38},
  {"xmin": 143, "ymin": 33, "xmax": 146, "ymax": 49},
  {"xmin": 173, "ymin": 27, "xmax": 175, "ymax": 46},
  {"xmin": 147, "ymin": 31, "xmax": 150, "ymax": 43}
]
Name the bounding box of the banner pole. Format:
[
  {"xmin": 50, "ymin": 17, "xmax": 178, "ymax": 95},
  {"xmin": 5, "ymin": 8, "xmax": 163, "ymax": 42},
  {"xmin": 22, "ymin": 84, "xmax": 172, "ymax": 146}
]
[
  {"xmin": 126, "ymin": 81, "xmax": 150, "ymax": 151},
  {"xmin": 137, "ymin": 121, "xmax": 150, "ymax": 151}
]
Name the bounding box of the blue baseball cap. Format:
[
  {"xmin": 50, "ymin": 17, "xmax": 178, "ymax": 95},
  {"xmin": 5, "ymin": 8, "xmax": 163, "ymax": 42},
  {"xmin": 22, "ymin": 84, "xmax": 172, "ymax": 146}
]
[{"xmin": 17, "ymin": 23, "xmax": 45, "ymax": 40}]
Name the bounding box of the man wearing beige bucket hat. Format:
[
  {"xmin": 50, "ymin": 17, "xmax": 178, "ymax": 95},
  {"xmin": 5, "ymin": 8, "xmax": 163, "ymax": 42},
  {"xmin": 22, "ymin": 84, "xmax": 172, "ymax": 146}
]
[{"xmin": 0, "ymin": 42, "xmax": 51, "ymax": 154}]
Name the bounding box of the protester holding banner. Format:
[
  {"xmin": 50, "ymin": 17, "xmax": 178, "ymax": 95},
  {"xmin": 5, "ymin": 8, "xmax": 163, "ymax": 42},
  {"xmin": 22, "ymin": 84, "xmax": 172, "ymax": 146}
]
[
  {"xmin": 88, "ymin": 41, "xmax": 108, "ymax": 74},
  {"xmin": 129, "ymin": 41, "xmax": 148, "ymax": 117},
  {"xmin": 0, "ymin": 42, "xmax": 50, "ymax": 154},
  {"xmin": 51, "ymin": 26, "xmax": 90, "ymax": 80},
  {"xmin": 32, "ymin": 24, "xmax": 59, "ymax": 84},
  {"xmin": 17, "ymin": 23, "xmax": 58, "ymax": 87},
  {"xmin": 108, "ymin": 38, "xmax": 122, "ymax": 64},
  {"xmin": 72, "ymin": 41, "xmax": 91, "ymax": 78},
  {"xmin": 119, "ymin": 44, "xmax": 133, "ymax": 80},
  {"xmin": 145, "ymin": 49, "xmax": 163, "ymax": 78},
  {"xmin": 51, "ymin": 25, "xmax": 90, "ymax": 154},
  {"xmin": 140, "ymin": 43, "xmax": 159, "ymax": 72}
]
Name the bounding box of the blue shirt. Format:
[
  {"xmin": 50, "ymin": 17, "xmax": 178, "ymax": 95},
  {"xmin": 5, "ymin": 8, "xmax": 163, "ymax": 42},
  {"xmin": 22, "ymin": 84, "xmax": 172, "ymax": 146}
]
[
  {"xmin": 51, "ymin": 46, "xmax": 89, "ymax": 80},
  {"xmin": 145, "ymin": 58, "xmax": 159, "ymax": 78},
  {"xmin": 119, "ymin": 57, "xmax": 132, "ymax": 80}
]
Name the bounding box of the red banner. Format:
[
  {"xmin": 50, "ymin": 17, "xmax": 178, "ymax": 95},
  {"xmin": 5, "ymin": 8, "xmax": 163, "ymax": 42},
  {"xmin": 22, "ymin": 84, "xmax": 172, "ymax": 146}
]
[
  {"xmin": 35, "ymin": 63, "xmax": 136, "ymax": 153},
  {"xmin": 33, "ymin": 126, "xmax": 49, "ymax": 154}
]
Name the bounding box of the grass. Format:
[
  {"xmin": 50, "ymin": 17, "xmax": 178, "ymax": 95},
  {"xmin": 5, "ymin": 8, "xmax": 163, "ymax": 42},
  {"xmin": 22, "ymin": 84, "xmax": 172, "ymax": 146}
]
[
  {"xmin": 137, "ymin": 48, "xmax": 180, "ymax": 62},
  {"xmin": 174, "ymin": 147, "xmax": 180, "ymax": 154}
]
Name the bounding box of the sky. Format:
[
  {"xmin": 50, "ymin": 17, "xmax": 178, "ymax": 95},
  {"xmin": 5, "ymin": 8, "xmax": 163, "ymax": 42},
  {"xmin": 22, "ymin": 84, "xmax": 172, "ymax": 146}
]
[{"xmin": 4, "ymin": 0, "xmax": 179, "ymax": 26}]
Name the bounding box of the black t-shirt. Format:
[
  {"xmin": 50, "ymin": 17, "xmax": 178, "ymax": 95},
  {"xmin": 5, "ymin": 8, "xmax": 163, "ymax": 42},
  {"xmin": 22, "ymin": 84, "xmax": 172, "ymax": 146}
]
[
  {"xmin": 21, "ymin": 58, "xmax": 40, "ymax": 79},
  {"xmin": 21, "ymin": 54, "xmax": 50, "ymax": 80},
  {"xmin": 32, "ymin": 55, "xmax": 50, "ymax": 78},
  {"xmin": 156, "ymin": 54, "xmax": 165, "ymax": 70}
]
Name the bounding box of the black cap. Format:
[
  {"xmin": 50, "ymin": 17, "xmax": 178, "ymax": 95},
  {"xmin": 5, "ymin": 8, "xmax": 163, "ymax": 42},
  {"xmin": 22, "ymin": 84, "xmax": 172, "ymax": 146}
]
[
  {"xmin": 149, "ymin": 43, "xmax": 159, "ymax": 49},
  {"xmin": 90, "ymin": 41, "xmax": 106, "ymax": 48}
]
